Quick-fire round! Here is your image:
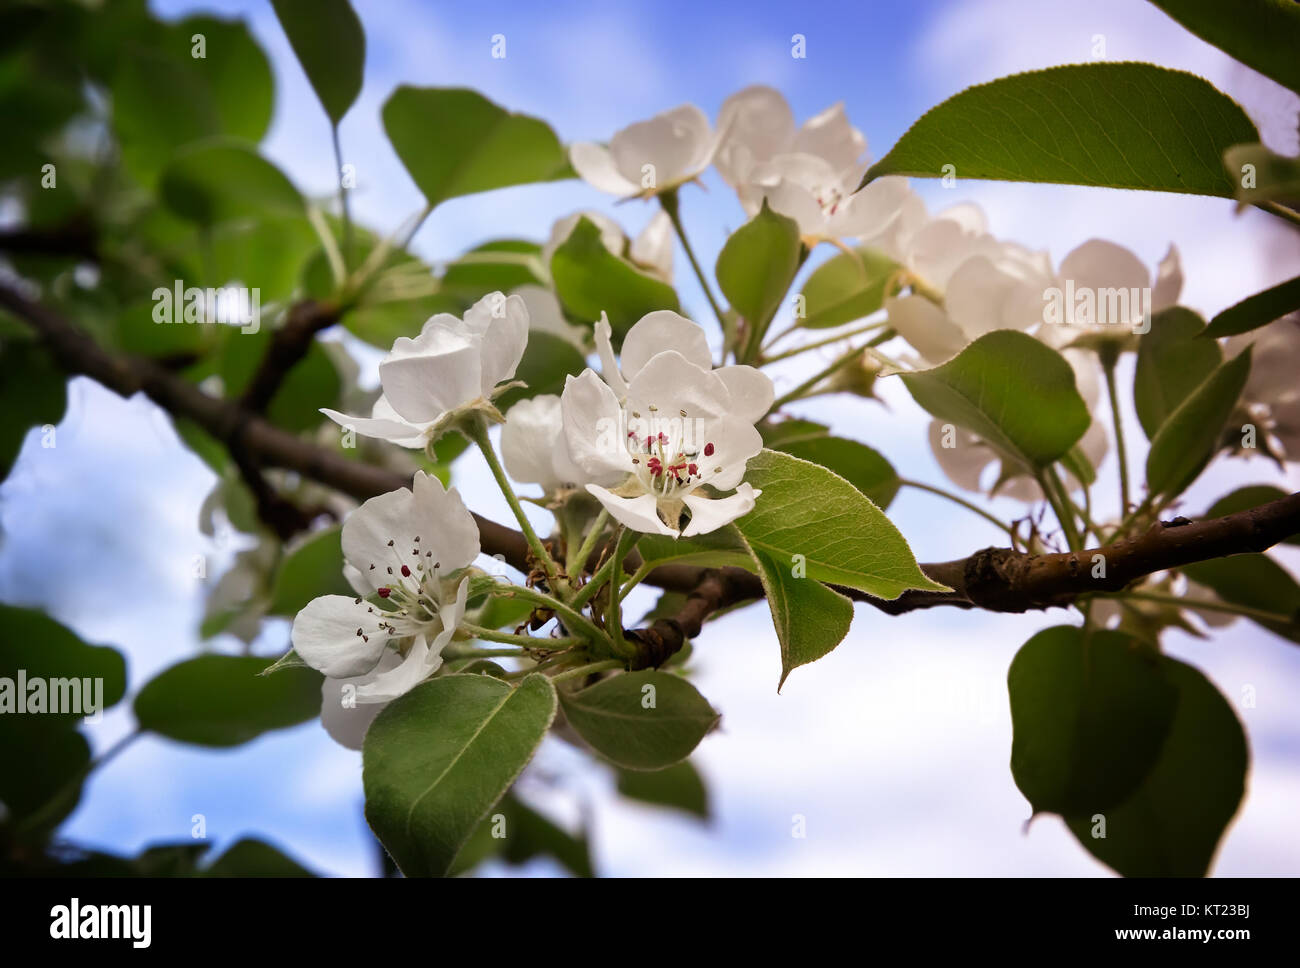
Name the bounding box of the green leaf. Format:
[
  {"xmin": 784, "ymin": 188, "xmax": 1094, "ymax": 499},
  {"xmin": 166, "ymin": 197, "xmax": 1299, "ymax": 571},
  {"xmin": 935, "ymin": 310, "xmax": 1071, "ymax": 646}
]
[
  {"xmin": 267, "ymin": 526, "xmax": 355, "ymax": 616},
  {"xmin": 550, "ymin": 217, "xmax": 681, "ymax": 339},
  {"xmin": 1204, "ymin": 485, "xmax": 1300, "ymax": 546},
  {"xmin": 134, "ymin": 655, "xmax": 322, "ymax": 747},
  {"xmin": 715, "ymin": 200, "xmax": 802, "ymax": 336},
  {"xmin": 0, "ymin": 722, "xmax": 90, "ymax": 828},
  {"xmin": 744, "ymin": 541, "xmax": 854, "ymax": 689},
  {"xmin": 440, "ymin": 240, "xmax": 545, "ymax": 304},
  {"xmin": 270, "ymin": 0, "xmax": 365, "ymax": 124},
  {"xmin": 204, "ymin": 837, "xmax": 316, "ymax": 876},
  {"xmin": 1145, "ymin": 347, "xmax": 1251, "ymax": 499},
  {"xmin": 635, "ymin": 524, "xmax": 755, "ymax": 574},
  {"xmin": 901, "ymin": 331, "xmax": 1090, "ymax": 471},
  {"xmin": 1066, "ymin": 654, "xmax": 1247, "ymax": 876},
  {"xmin": 558, "ymin": 670, "xmax": 719, "ymax": 771},
  {"xmin": 616, "ymin": 760, "xmax": 709, "ymax": 819},
  {"xmin": 383, "ymin": 86, "xmax": 570, "ymax": 209},
  {"xmin": 363, "ymin": 674, "xmax": 557, "ymax": 877},
  {"xmin": 759, "ymin": 417, "xmax": 830, "ymax": 449},
  {"xmin": 1146, "ymin": 0, "xmax": 1300, "ymax": 95},
  {"xmin": 0, "ymin": 604, "xmax": 128, "ymax": 721},
  {"xmin": 1181, "ymin": 554, "xmax": 1300, "ymax": 643},
  {"xmin": 494, "ymin": 331, "xmax": 587, "ymax": 410},
  {"xmin": 736, "ymin": 449, "xmax": 947, "ymax": 599},
  {"xmin": 0, "ymin": 340, "xmax": 66, "ymax": 481},
  {"xmin": 1202, "ymin": 274, "xmax": 1300, "ymax": 339},
  {"xmin": 1133, "ymin": 307, "xmax": 1223, "ymax": 438},
  {"xmin": 111, "ymin": 17, "xmax": 273, "ymax": 184},
  {"xmin": 864, "ymin": 63, "xmax": 1258, "ymax": 197},
  {"xmin": 773, "ymin": 435, "xmax": 900, "ymax": 509},
  {"xmin": 798, "ymin": 248, "xmax": 898, "ymax": 329},
  {"xmin": 160, "ymin": 141, "xmax": 303, "ymax": 227},
  {"xmin": 1008, "ymin": 626, "xmax": 1179, "ymax": 815},
  {"xmin": 450, "ymin": 791, "xmax": 593, "ymax": 877}
]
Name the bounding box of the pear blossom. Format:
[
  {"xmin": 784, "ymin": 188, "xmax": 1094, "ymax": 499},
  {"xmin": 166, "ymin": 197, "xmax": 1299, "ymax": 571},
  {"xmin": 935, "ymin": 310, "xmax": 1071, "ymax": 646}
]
[
  {"xmin": 560, "ymin": 312, "xmax": 773, "ymax": 537},
  {"xmin": 713, "ymin": 84, "xmax": 910, "ymax": 241},
  {"xmin": 321, "ymin": 291, "xmax": 528, "ymax": 446},
  {"xmin": 291, "ymin": 471, "xmax": 478, "ymax": 709},
  {"xmin": 571, "ymin": 105, "xmax": 716, "ymax": 198},
  {"xmin": 501, "ymin": 393, "xmax": 606, "ymax": 496},
  {"xmin": 1044, "ymin": 240, "xmax": 1183, "ymax": 340}
]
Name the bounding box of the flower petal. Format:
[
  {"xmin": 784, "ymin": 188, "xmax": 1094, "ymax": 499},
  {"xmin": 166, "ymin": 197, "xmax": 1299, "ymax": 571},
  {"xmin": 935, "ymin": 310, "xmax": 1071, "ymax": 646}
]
[
  {"xmin": 621, "ymin": 311, "xmax": 712, "ymax": 381},
  {"xmin": 585, "ymin": 484, "xmax": 678, "ymax": 536},
  {"xmin": 292, "ymin": 594, "xmax": 387, "ymax": 678},
  {"xmin": 379, "ymin": 326, "xmax": 482, "ymax": 423},
  {"xmin": 319, "ymin": 650, "xmax": 402, "ymax": 749},
  {"xmin": 561, "ymin": 369, "xmax": 635, "ymax": 478},
  {"xmin": 319, "ymin": 405, "xmax": 426, "ymax": 448},
  {"xmin": 594, "ymin": 313, "xmax": 629, "ymax": 400},
  {"xmin": 682, "ymin": 483, "xmax": 760, "ymax": 537},
  {"xmin": 1152, "ymin": 243, "xmax": 1183, "ymax": 313},
  {"xmin": 885, "ymin": 294, "xmax": 968, "ymax": 366},
  {"xmin": 570, "ymin": 142, "xmax": 641, "ymax": 196},
  {"xmin": 927, "ymin": 420, "xmax": 992, "ymax": 493},
  {"xmin": 630, "ymin": 210, "xmax": 674, "ymax": 281},
  {"xmin": 610, "ymin": 104, "xmax": 713, "ymax": 188},
  {"xmin": 503, "ymin": 394, "xmax": 566, "ymax": 491},
  {"xmin": 714, "ymin": 85, "xmax": 795, "ymax": 186},
  {"xmin": 792, "ymin": 101, "xmax": 866, "ymax": 176},
  {"xmin": 476, "ymin": 291, "xmax": 530, "ymax": 392},
  {"xmin": 716, "ymin": 364, "xmax": 775, "ymax": 423},
  {"xmin": 353, "ymin": 634, "xmax": 443, "ymax": 703}
]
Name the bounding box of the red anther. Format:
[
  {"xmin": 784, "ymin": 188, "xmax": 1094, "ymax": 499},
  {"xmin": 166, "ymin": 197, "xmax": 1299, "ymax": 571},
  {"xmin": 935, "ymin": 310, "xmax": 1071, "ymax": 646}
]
[
  {"xmin": 377, "ymin": 587, "xmax": 392, "ymax": 598},
  {"xmin": 688, "ymin": 463, "xmax": 698, "ymax": 475},
  {"xmin": 658, "ymin": 432, "xmax": 668, "ymax": 443},
  {"xmin": 401, "ymin": 565, "xmax": 411, "ymax": 577},
  {"xmin": 704, "ymin": 442, "xmax": 715, "ymax": 457}
]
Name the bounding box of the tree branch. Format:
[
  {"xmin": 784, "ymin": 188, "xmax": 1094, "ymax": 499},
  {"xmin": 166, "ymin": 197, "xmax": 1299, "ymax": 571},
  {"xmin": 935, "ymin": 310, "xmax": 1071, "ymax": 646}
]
[
  {"xmin": 4, "ymin": 282, "xmax": 1298, "ymax": 670},
  {"xmin": 239, "ymin": 298, "xmax": 340, "ymax": 413}
]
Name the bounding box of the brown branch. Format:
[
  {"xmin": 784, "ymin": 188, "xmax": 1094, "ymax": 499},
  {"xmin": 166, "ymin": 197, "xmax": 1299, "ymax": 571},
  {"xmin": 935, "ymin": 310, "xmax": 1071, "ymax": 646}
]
[
  {"xmin": 239, "ymin": 298, "xmax": 340, "ymax": 413},
  {"xmin": 4, "ymin": 281, "xmax": 1299, "ymax": 669},
  {"xmin": 0, "ymin": 215, "xmax": 98, "ymax": 261}
]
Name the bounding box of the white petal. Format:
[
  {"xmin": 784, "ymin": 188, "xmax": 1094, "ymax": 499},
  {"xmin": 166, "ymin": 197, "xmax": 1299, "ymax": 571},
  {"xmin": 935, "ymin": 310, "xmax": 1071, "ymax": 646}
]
[
  {"xmin": 716, "ymin": 365, "xmax": 775, "ymax": 423},
  {"xmin": 594, "ymin": 313, "xmax": 628, "ymax": 400},
  {"xmin": 630, "ymin": 210, "xmax": 674, "ymax": 281},
  {"xmin": 321, "ymin": 405, "xmax": 426, "ymax": 446},
  {"xmin": 793, "ymin": 102, "xmax": 866, "ymax": 175},
  {"xmin": 610, "ymin": 104, "xmax": 713, "ymax": 187},
  {"xmin": 945, "ymin": 246, "xmax": 1052, "ymax": 339},
  {"xmin": 1059, "ymin": 239, "xmax": 1149, "ymax": 302},
  {"xmin": 503, "ymin": 395, "xmax": 565, "ymax": 490},
  {"xmin": 585, "ymin": 484, "xmax": 678, "ymax": 536},
  {"xmin": 927, "ymin": 420, "xmax": 992, "ymax": 493},
  {"xmin": 621, "ymin": 311, "xmax": 713, "ymax": 381},
  {"xmin": 885, "ymin": 295, "xmax": 968, "ymax": 366},
  {"xmin": 319, "ymin": 650, "xmax": 402, "ymax": 750},
  {"xmin": 411, "ymin": 471, "xmax": 480, "ymax": 572},
  {"xmin": 561, "ymin": 369, "xmax": 635, "ymax": 478},
  {"xmin": 1152, "ymin": 243, "xmax": 1183, "ymax": 312},
  {"xmin": 570, "ymin": 142, "xmax": 641, "ymax": 196},
  {"xmin": 699, "ymin": 418, "xmax": 764, "ymax": 490},
  {"xmin": 829, "ymin": 175, "xmax": 911, "ymax": 238},
  {"xmin": 292, "ymin": 595, "xmax": 387, "ymax": 678},
  {"xmin": 379, "ymin": 327, "xmax": 482, "ymax": 423},
  {"xmin": 714, "ymin": 85, "xmax": 795, "ymax": 186},
  {"xmin": 513, "ymin": 284, "xmax": 587, "ymax": 350},
  {"xmin": 682, "ymin": 484, "xmax": 760, "ymax": 537},
  {"xmin": 476, "ymin": 291, "xmax": 530, "ymax": 392},
  {"xmin": 354, "ymin": 634, "xmax": 443, "ymax": 703}
]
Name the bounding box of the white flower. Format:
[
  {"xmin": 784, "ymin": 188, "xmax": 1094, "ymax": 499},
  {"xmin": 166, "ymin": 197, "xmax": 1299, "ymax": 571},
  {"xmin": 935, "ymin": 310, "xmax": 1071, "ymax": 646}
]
[
  {"xmin": 571, "ymin": 104, "xmax": 716, "ymax": 198},
  {"xmin": 560, "ymin": 312, "xmax": 773, "ymax": 537},
  {"xmin": 322, "ymin": 291, "xmax": 529, "ymax": 446},
  {"xmin": 1046, "ymin": 240, "xmax": 1182, "ymax": 338},
  {"xmin": 291, "ymin": 471, "xmax": 478, "ymax": 709},
  {"xmin": 512, "ymin": 284, "xmax": 587, "ymax": 352},
  {"xmin": 944, "ymin": 241, "xmax": 1057, "ymax": 340},
  {"xmin": 501, "ymin": 393, "xmax": 601, "ymax": 496},
  {"xmin": 713, "ymin": 85, "xmax": 910, "ymax": 241}
]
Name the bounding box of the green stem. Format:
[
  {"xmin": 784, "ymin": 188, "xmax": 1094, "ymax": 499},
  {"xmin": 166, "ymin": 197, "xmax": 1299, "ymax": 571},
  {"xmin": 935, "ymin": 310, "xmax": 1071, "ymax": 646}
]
[
  {"xmin": 1101, "ymin": 351, "xmax": 1131, "ymax": 516},
  {"xmin": 606, "ymin": 527, "xmax": 637, "ymax": 658},
  {"xmin": 1037, "ymin": 467, "xmax": 1082, "ymax": 551},
  {"xmin": 550, "ymin": 659, "xmax": 624, "ymax": 684},
  {"xmin": 567, "ymin": 508, "xmax": 610, "ymax": 577},
  {"xmin": 443, "ymin": 645, "xmax": 529, "ymax": 659},
  {"xmin": 660, "ymin": 190, "xmax": 727, "ymax": 332},
  {"xmin": 761, "ymin": 319, "xmax": 889, "ymax": 364},
  {"xmin": 506, "ymin": 585, "xmax": 612, "ymax": 651},
  {"xmin": 1256, "ymin": 200, "xmax": 1300, "ymax": 229},
  {"xmin": 1099, "ymin": 590, "xmax": 1296, "ymax": 626},
  {"xmin": 769, "ymin": 345, "xmax": 864, "ymax": 411},
  {"xmin": 618, "ymin": 561, "xmax": 655, "ymax": 602},
  {"xmin": 459, "ymin": 623, "xmax": 582, "ymax": 650},
  {"xmin": 466, "ymin": 418, "xmax": 558, "ymax": 577},
  {"xmin": 899, "ymin": 478, "xmax": 1016, "ymax": 539}
]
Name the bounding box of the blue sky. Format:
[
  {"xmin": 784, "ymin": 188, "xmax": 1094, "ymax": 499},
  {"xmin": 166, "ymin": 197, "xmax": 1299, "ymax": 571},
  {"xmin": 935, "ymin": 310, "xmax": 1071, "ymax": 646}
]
[{"xmin": 2, "ymin": 0, "xmax": 1299, "ymax": 875}]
